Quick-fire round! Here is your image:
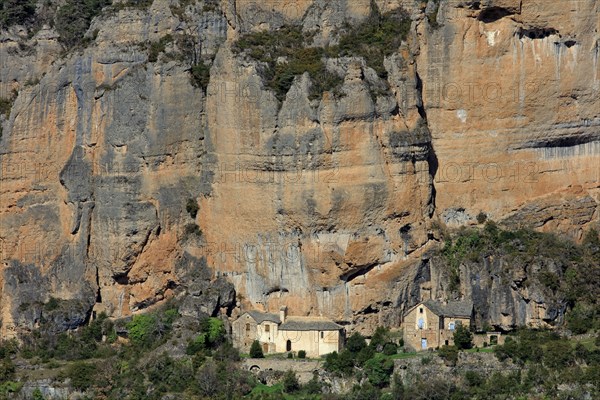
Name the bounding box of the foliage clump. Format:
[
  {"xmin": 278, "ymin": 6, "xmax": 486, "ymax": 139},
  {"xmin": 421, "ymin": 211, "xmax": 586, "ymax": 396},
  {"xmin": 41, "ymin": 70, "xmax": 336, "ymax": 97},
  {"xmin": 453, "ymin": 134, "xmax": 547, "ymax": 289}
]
[
  {"xmin": 249, "ymin": 340, "xmax": 264, "ymax": 359},
  {"xmin": 232, "ymin": 2, "xmax": 411, "ymax": 101},
  {"xmin": 55, "ymin": 0, "xmax": 112, "ymax": 48}
]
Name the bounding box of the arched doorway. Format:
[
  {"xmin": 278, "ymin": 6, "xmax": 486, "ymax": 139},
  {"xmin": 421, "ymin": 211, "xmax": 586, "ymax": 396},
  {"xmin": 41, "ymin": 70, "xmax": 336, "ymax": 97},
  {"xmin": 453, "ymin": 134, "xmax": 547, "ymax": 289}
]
[
  {"xmin": 286, "ymin": 340, "xmax": 292, "ymax": 351},
  {"xmin": 262, "ymin": 343, "xmax": 269, "ymax": 353}
]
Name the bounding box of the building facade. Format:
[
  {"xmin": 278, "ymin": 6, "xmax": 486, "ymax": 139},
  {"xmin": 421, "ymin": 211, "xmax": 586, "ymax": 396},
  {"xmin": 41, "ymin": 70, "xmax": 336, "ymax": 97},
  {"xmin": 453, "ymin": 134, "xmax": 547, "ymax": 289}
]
[
  {"xmin": 232, "ymin": 307, "xmax": 344, "ymax": 357},
  {"xmin": 403, "ymin": 300, "xmax": 473, "ymax": 351}
]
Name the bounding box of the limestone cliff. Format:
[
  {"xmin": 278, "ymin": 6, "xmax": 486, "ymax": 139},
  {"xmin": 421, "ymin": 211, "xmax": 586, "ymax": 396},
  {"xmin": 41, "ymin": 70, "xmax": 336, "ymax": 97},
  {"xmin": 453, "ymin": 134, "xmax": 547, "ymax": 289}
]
[{"xmin": 0, "ymin": 0, "xmax": 598, "ymax": 337}]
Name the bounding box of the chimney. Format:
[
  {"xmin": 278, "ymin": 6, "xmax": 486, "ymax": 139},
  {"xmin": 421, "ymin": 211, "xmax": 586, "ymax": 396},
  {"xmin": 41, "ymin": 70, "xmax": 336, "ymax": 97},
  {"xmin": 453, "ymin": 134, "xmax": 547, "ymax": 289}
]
[{"xmin": 279, "ymin": 306, "xmax": 287, "ymax": 323}]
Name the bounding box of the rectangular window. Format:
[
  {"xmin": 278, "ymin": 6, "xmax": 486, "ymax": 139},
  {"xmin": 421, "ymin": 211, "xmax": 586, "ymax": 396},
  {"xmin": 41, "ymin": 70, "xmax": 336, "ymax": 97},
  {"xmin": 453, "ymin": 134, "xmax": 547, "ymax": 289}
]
[
  {"xmin": 449, "ymin": 322, "xmax": 455, "ymax": 330},
  {"xmin": 419, "ymin": 308, "xmax": 423, "ymax": 314},
  {"xmin": 320, "ymin": 332, "xmax": 324, "ymax": 339},
  {"xmin": 246, "ymin": 323, "xmax": 250, "ymax": 331},
  {"xmin": 265, "ymin": 325, "xmax": 270, "ymax": 332}
]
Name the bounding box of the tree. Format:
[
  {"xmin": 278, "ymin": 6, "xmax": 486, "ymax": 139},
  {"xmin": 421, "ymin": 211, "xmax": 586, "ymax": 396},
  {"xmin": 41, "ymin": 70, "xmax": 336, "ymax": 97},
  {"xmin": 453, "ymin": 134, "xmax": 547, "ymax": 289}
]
[
  {"xmin": 66, "ymin": 361, "xmax": 96, "ymax": 391},
  {"xmin": 0, "ymin": 0, "xmax": 36, "ymax": 28},
  {"xmin": 282, "ymin": 370, "xmax": 300, "ymax": 393},
  {"xmin": 127, "ymin": 314, "xmax": 158, "ymax": 348},
  {"xmin": 363, "ymin": 354, "xmax": 394, "ymax": 388},
  {"xmin": 453, "ymin": 323, "xmax": 473, "ymax": 350},
  {"xmin": 369, "ymin": 326, "xmax": 390, "ymax": 351},
  {"xmin": 346, "ymin": 332, "xmax": 367, "ymax": 353},
  {"xmin": 249, "ymin": 340, "xmax": 264, "ymax": 358}
]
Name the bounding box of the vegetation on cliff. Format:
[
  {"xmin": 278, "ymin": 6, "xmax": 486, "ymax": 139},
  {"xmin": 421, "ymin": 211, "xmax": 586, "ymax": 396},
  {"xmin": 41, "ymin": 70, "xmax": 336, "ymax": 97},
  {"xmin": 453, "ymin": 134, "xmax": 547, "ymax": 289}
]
[
  {"xmin": 232, "ymin": 1, "xmax": 410, "ymax": 101},
  {"xmin": 440, "ymin": 222, "xmax": 600, "ymax": 334}
]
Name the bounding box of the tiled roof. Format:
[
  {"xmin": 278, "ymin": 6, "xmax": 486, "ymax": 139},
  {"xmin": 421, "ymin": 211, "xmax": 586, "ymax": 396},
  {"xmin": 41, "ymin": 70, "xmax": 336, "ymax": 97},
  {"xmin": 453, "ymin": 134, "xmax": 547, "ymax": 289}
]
[
  {"xmin": 279, "ymin": 317, "xmax": 343, "ymax": 331},
  {"xmin": 245, "ymin": 310, "xmax": 281, "ymax": 324},
  {"xmin": 423, "ymin": 300, "xmax": 473, "ymax": 318}
]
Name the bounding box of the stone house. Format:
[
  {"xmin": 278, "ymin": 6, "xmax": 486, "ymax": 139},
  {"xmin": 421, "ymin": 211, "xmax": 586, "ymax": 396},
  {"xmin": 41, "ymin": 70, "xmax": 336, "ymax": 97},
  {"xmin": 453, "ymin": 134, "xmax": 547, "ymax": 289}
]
[
  {"xmin": 403, "ymin": 300, "xmax": 473, "ymax": 351},
  {"xmin": 232, "ymin": 307, "xmax": 344, "ymax": 357}
]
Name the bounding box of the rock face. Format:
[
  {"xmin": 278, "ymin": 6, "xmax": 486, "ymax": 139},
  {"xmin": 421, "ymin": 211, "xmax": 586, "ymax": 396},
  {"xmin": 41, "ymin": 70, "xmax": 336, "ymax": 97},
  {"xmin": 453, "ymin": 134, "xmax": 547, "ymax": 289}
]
[{"xmin": 0, "ymin": 0, "xmax": 598, "ymax": 337}]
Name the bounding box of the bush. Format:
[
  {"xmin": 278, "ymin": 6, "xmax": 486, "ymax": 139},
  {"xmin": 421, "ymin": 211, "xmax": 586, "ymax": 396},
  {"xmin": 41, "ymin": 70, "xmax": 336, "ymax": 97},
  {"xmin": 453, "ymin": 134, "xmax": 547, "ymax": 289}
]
[
  {"xmin": 66, "ymin": 361, "xmax": 96, "ymax": 391},
  {"xmin": 383, "ymin": 342, "xmax": 398, "ymax": 355},
  {"xmin": 333, "ymin": 3, "xmax": 411, "ymax": 79},
  {"xmin": 369, "ymin": 327, "xmax": 391, "ymax": 351},
  {"xmin": 0, "ymin": 97, "xmax": 14, "ymax": 118},
  {"xmin": 148, "ymin": 34, "xmax": 173, "ymax": 62},
  {"xmin": 282, "ymin": 370, "xmax": 300, "ymax": 393},
  {"xmin": 287, "ymin": 352, "xmax": 293, "ymax": 359},
  {"xmin": 127, "ymin": 314, "xmax": 158, "ymax": 348},
  {"xmin": 438, "ymin": 345, "xmax": 459, "ymax": 366},
  {"xmin": 453, "ymin": 324, "xmax": 473, "ymax": 350},
  {"xmin": 363, "ymin": 354, "xmax": 394, "ymax": 388},
  {"xmin": 190, "ymin": 62, "xmax": 211, "ymax": 91},
  {"xmin": 476, "ymin": 211, "xmax": 487, "ymax": 224},
  {"xmin": 184, "ymin": 223, "xmax": 202, "ymax": 237},
  {"xmin": 32, "ymin": 388, "xmax": 45, "ymax": 400},
  {"xmin": 0, "ymin": 0, "xmax": 37, "ymax": 28},
  {"xmin": 346, "ymin": 332, "xmax": 367, "ymax": 353},
  {"xmin": 55, "ymin": 0, "xmax": 112, "ymax": 48},
  {"xmin": 0, "ymin": 358, "xmax": 15, "ymax": 382},
  {"xmin": 249, "ymin": 340, "xmax": 264, "ymax": 358},
  {"xmin": 234, "ymin": 26, "xmax": 343, "ymax": 101},
  {"xmin": 297, "ymin": 350, "xmax": 306, "ymax": 359}
]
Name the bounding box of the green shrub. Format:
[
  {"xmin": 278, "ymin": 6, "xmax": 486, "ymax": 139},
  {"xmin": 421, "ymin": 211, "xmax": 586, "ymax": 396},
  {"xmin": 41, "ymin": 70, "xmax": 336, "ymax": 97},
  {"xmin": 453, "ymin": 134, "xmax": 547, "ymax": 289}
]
[
  {"xmin": 55, "ymin": 0, "xmax": 112, "ymax": 48},
  {"xmin": 249, "ymin": 340, "xmax": 264, "ymax": 358},
  {"xmin": 233, "ymin": 26, "xmax": 342, "ymax": 101},
  {"xmin": 363, "ymin": 353, "xmax": 394, "ymax": 388},
  {"xmin": 282, "ymin": 370, "xmax": 300, "ymax": 393},
  {"xmin": 476, "ymin": 211, "xmax": 487, "ymax": 224},
  {"xmin": 0, "ymin": 0, "xmax": 37, "ymax": 28},
  {"xmin": 190, "ymin": 62, "xmax": 211, "ymax": 91},
  {"xmin": 464, "ymin": 370, "xmax": 484, "ymax": 387},
  {"xmin": 0, "ymin": 358, "xmax": 15, "ymax": 382},
  {"xmin": 453, "ymin": 324, "xmax": 473, "ymax": 350},
  {"xmin": 184, "ymin": 223, "xmax": 202, "ymax": 237},
  {"xmin": 332, "ymin": 2, "xmax": 410, "ymax": 79},
  {"xmin": 32, "ymin": 388, "xmax": 45, "ymax": 400},
  {"xmin": 566, "ymin": 302, "xmax": 596, "ymax": 334},
  {"xmin": 66, "ymin": 361, "xmax": 96, "ymax": 391},
  {"xmin": 127, "ymin": 314, "xmax": 157, "ymax": 347},
  {"xmin": 0, "ymin": 97, "xmax": 14, "ymax": 117},
  {"xmin": 202, "ymin": 317, "xmax": 226, "ymax": 346},
  {"xmin": 383, "ymin": 342, "xmax": 398, "ymax": 355},
  {"xmin": 186, "ymin": 334, "xmax": 207, "ymax": 355},
  {"xmin": 297, "ymin": 350, "xmax": 306, "ymax": 359},
  {"xmin": 287, "ymin": 352, "xmax": 293, "ymax": 359},
  {"xmin": 438, "ymin": 345, "xmax": 459, "ymax": 366},
  {"xmin": 369, "ymin": 326, "xmax": 391, "ymax": 351},
  {"xmin": 148, "ymin": 34, "xmax": 173, "ymax": 62},
  {"xmin": 0, "ymin": 381, "xmax": 23, "ymax": 397},
  {"xmin": 346, "ymin": 332, "xmax": 367, "ymax": 353}
]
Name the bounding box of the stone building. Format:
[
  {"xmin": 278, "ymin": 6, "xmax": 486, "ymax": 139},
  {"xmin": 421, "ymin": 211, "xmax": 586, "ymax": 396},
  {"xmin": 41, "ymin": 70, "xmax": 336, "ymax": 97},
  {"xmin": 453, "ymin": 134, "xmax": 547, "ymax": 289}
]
[
  {"xmin": 403, "ymin": 300, "xmax": 473, "ymax": 351},
  {"xmin": 232, "ymin": 307, "xmax": 344, "ymax": 357}
]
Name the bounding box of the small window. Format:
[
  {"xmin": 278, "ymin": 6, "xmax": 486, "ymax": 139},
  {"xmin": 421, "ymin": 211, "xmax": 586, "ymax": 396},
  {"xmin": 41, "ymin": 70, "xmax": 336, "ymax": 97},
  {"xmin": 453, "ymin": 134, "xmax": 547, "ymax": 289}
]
[
  {"xmin": 419, "ymin": 307, "xmax": 423, "ymax": 314},
  {"xmin": 449, "ymin": 322, "xmax": 455, "ymax": 330},
  {"xmin": 246, "ymin": 323, "xmax": 250, "ymax": 331},
  {"xmin": 418, "ymin": 318, "xmax": 424, "ymax": 329},
  {"xmin": 265, "ymin": 325, "xmax": 270, "ymax": 332},
  {"xmin": 320, "ymin": 332, "xmax": 324, "ymax": 339}
]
